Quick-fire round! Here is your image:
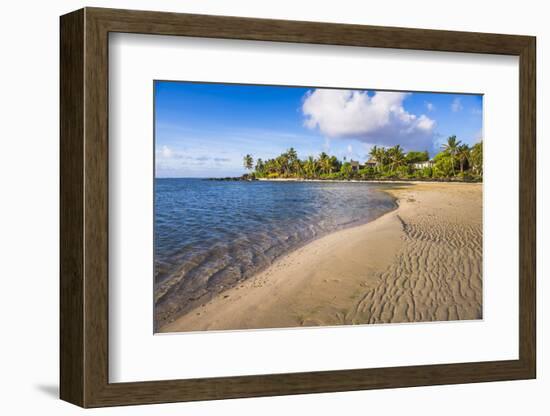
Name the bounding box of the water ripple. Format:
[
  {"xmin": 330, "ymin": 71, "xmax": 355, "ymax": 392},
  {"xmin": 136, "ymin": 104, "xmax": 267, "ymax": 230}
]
[{"xmin": 154, "ymin": 179, "xmax": 396, "ymax": 328}]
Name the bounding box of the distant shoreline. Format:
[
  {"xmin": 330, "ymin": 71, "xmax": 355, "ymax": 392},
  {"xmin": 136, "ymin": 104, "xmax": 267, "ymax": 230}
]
[
  {"xmin": 203, "ymin": 176, "xmax": 483, "ymax": 185},
  {"xmin": 256, "ymin": 178, "xmax": 482, "ymax": 185}
]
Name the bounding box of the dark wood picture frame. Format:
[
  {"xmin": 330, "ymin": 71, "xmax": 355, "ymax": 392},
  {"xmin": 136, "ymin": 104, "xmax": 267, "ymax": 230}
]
[{"xmin": 60, "ymin": 7, "xmax": 536, "ymax": 408}]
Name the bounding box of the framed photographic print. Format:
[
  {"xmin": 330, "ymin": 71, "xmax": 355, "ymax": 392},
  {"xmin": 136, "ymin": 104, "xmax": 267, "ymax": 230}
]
[{"xmin": 60, "ymin": 7, "xmax": 536, "ymax": 407}]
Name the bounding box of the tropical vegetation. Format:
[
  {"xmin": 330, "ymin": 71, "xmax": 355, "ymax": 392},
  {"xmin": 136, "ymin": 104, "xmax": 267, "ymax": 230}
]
[{"xmin": 242, "ymin": 136, "xmax": 482, "ymax": 182}]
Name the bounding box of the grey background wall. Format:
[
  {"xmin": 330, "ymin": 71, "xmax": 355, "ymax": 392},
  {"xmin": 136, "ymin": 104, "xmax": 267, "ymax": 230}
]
[{"xmin": 0, "ymin": 0, "xmax": 546, "ymax": 414}]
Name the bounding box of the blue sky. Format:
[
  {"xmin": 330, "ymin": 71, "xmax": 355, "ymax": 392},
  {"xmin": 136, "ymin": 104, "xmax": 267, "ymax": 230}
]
[{"xmin": 155, "ymin": 81, "xmax": 482, "ymax": 178}]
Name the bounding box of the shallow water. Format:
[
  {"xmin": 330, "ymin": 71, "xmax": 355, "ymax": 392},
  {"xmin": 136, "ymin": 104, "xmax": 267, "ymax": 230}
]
[{"xmin": 154, "ymin": 179, "xmax": 397, "ymax": 327}]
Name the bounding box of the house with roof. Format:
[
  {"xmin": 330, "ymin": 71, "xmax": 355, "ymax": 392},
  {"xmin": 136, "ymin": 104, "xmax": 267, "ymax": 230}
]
[
  {"xmin": 350, "ymin": 160, "xmax": 361, "ymax": 172},
  {"xmin": 363, "ymin": 158, "xmax": 378, "ymax": 168},
  {"xmin": 350, "ymin": 159, "xmax": 378, "ymax": 172}
]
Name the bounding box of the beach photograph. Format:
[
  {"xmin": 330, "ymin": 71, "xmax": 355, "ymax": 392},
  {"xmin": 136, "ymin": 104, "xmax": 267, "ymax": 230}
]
[{"xmin": 154, "ymin": 81, "xmax": 483, "ymax": 333}]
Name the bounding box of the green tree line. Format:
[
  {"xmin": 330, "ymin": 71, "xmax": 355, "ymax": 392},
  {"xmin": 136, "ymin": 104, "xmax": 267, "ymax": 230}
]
[{"xmin": 243, "ymin": 136, "xmax": 482, "ymax": 181}]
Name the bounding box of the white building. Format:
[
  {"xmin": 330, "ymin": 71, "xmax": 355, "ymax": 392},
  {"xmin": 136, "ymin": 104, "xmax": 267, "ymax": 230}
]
[{"xmin": 412, "ymin": 160, "xmax": 434, "ymax": 169}]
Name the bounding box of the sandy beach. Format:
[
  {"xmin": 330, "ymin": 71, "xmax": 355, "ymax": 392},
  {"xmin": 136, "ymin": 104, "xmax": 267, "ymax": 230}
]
[{"xmin": 160, "ymin": 182, "xmax": 482, "ymax": 332}]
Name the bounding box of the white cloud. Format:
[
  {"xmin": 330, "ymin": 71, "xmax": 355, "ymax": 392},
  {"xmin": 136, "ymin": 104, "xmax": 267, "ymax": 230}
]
[
  {"xmin": 451, "ymin": 98, "xmax": 463, "ymax": 112},
  {"xmin": 347, "ymin": 144, "xmax": 353, "ymax": 154},
  {"xmin": 155, "ymin": 143, "xmax": 242, "ymax": 178},
  {"xmin": 302, "ymin": 89, "xmax": 436, "ymax": 150},
  {"xmin": 417, "ymin": 114, "xmax": 435, "ymax": 130},
  {"xmin": 159, "ymin": 145, "xmax": 173, "ymax": 159},
  {"xmin": 425, "ymin": 101, "xmax": 435, "ymax": 111}
]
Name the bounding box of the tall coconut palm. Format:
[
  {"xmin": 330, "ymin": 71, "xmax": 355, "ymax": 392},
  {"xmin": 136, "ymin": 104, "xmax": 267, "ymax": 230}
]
[
  {"xmin": 255, "ymin": 158, "xmax": 264, "ymax": 175},
  {"xmin": 284, "ymin": 148, "xmax": 301, "ymax": 176},
  {"xmin": 378, "ymin": 146, "xmax": 390, "ymax": 170},
  {"xmin": 388, "ymin": 145, "xmax": 406, "ymax": 170},
  {"xmin": 457, "ymin": 144, "xmax": 470, "ymax": 174},
  {"xmin": 287, "ymin": 147, "xmax": 298, "ymax": 164},
  {"xmin": 329, "ymin": 155, "xmax": 340, "ymax": 172},
  {"xmin": 243, "ymin": 154, "xmax": 254, "ymax": 171},
  {"xmin": 278, "ymin": 153, "xmax": 290, "ymax": 176},
  {"xmin": 322, "ymin": 159, "xmax": 332, "ymax": 174},
  {"xmin": 275, "ymin": 156, "xmax": 286, "ymax": 176},
  {"xmin": 264, "ymin": 159, "xmax": 274, "ymax": 174},
  {"xmin": 340, "ymin": 162, "xmax": 353, "ymax": 178},
  {"xmin": 470, "ymin": 141, "xmax": 483, "ymax": 175},
  {"xmin": 318, "ymin": 152, "xmax": 332, "ymax": 174},
  {"xmin": 303, "ymin": 156, "xmax": 317, "ymax": 178},
  {"xmin": 368, "ymin": 145, "xmax": 380, "ymax": 169},
  {"xmin": 441, "ymin": 135, "xmax": 461, "ymax": 175},
  {"xmin": 291, "ymin": 159, "xmax": 303, "ymax": 177}
]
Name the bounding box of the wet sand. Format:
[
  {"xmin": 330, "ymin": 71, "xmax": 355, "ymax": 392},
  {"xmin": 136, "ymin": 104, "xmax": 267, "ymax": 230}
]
[{"xmin": 160, "ymin": 182, "xmax": 482, "ymax": 332}]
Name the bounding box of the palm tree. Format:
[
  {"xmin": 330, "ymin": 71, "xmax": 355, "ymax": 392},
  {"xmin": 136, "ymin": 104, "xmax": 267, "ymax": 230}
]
[
  {"xmin": 264, "ymin": 159, "xmax": 274, "ymax": 174},
  {"xmin": 255, "ymin": 158, "xmax": 264, "ymax": 175},
  {"xmin": 329, "ymin": 155, "xmax": 340, "ymax": 172},
  {"xmin": 323, "ymin": 158, "xmax": 333, "ymax": 174},
  {"xmin": 283, "ymin": 148, "xmax": 301, "ymax": 176},
  {"xmin": 291, "ymin": 159, "xmax": 303, "ymax": 177},
  {"xmin": 368, "ymin": 145, "xmax": 378, "ymax": 161},
  {"xmin": 243, "ymin": 154, "xmax": 254, "ymax": 171},
  {"xmin": 441, "ymin": 135, "xmax": 462, "ymax": 175},
  {"xmin": 318, "ymin": 152, "xmax": 332, "ymax": 174},
  {"xmin": 304, "ymin": 156, "xmax": 317, "ymax": 178},
  {"xmin": 368, "ymin": 145, "xmax": 380, "ymax": 170},
  {"xmin": 372, "ymin": 146, "xmax": 390, "ymax": 171},
  {"xmin": 470, "ymin": 141, "xmax": 483, "ymax": 175},
  {"xmin": 388, "ymin": 145, "xmax": 406, "ymax": 170},
  {"xmin": 274, "ymin": 157, "xmax": 284, "ymax": 175},
  {"xmin": 287, "ymin": 147, "xmax": 298, "ymax": 163},
  {"xmin": 340, "ymin": 162, "xmax": 353, "ymax": 178},
  {"xmin": 457, "ymin": 144, "xmax": 470, "ymax": 174}
]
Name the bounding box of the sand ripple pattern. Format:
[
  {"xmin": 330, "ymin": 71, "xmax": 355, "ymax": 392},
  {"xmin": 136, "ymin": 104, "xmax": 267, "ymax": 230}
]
[{"xmin": 349, "ymin": 191, "xmax": 482, "ymax": 325}]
